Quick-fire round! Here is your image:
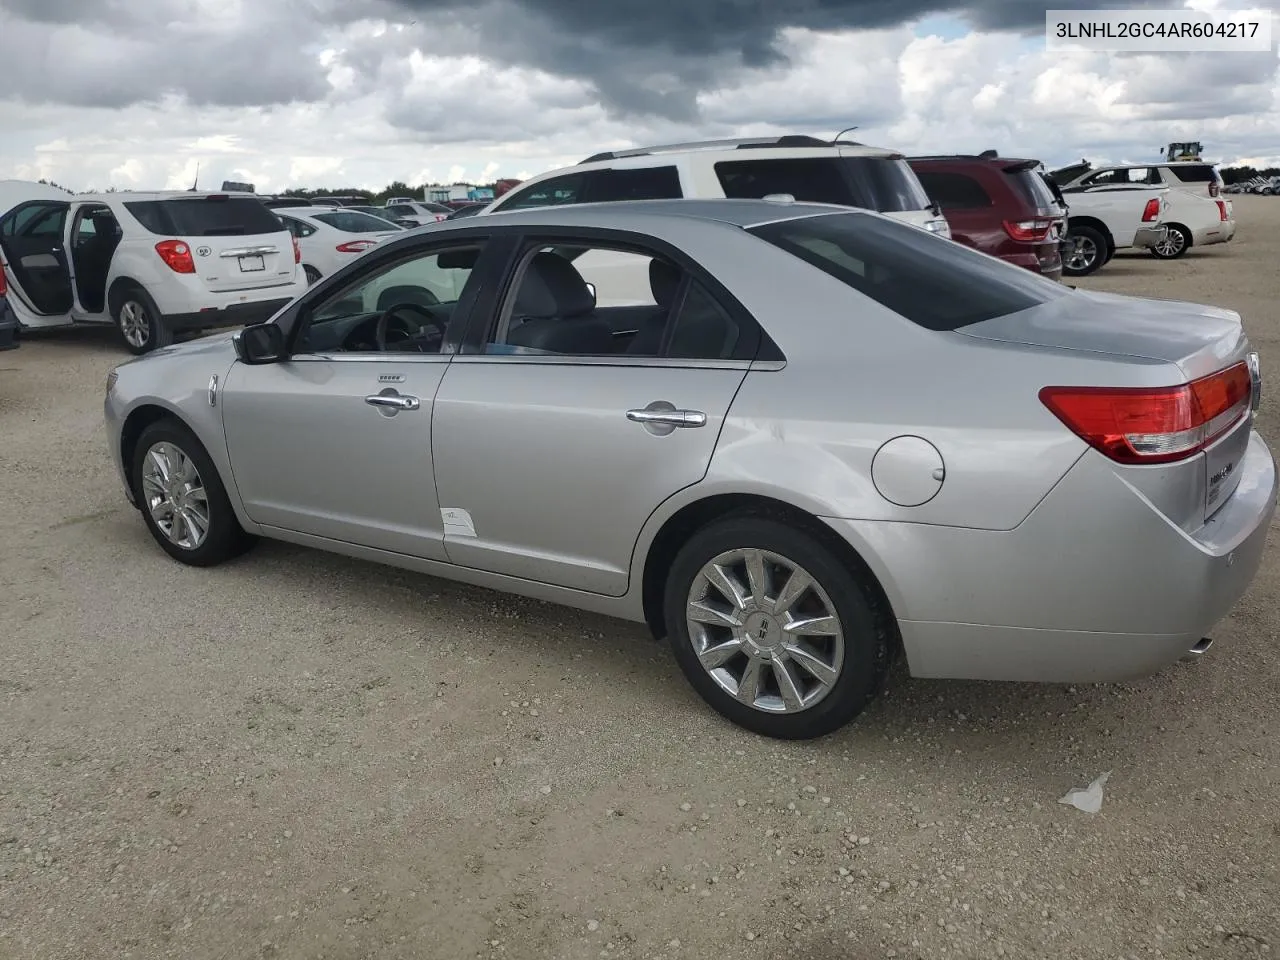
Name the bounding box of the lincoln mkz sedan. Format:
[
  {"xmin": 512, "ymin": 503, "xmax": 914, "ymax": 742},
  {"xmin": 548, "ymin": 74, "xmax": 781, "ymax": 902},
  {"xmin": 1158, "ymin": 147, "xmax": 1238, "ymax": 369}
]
[{"xmin": 104, "ymin": 199, "xmax": 1275, "ymax": 740}]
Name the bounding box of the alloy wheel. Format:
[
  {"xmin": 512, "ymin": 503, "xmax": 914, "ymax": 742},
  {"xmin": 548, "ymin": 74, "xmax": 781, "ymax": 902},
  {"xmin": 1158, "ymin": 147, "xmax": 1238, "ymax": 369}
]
[
  {"xmin": 140, "ymin": 441, "xmax": 210, "ymax": 550},
  {"xmin": 1153, "ymin": 230, "xmax": 1186, "ymax": 257},
  {"xmin": 685, "ymin": 548, "xmax": 845, "ymax": 714},
  {"xmin": 119, "ymin": 301, "xmax": 150, "ymax": 348},
  {"xmin": 1065, "ymin": 237, "xmax": 1097, "ymax": 272}
]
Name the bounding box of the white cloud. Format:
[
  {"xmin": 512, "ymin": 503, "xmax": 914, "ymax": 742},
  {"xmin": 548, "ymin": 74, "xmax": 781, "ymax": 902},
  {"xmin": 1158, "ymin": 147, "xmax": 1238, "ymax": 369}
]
[{"xmin": 1, "ymin": 0, "xmax": 1277, "ymax": 196}]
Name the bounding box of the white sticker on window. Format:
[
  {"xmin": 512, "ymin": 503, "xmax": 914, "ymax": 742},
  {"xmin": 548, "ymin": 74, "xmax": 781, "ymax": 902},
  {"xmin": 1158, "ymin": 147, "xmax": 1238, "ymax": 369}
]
[{"xmin": 440, "ymin": 507, "xmax": 476, "ymax": 538}]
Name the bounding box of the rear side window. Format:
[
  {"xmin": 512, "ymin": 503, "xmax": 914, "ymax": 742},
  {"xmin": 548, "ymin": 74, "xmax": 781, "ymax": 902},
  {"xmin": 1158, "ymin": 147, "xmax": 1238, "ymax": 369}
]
[
  {"xmin": 914, "ymin": 171, "xmax": 992, "ymax": 209},
  {"xmin": 496, "ymin": 173, "xmax": 587, "ymax": 211},
  {"xmin": 1166, "ymin": 164, "xmax": 1221, "ymax": 184},
  {"xmin": 313, "ymin": 211, "xmax": 395, "ymax": 233},
  {"xmin": 588, "ymin": 166, "xmax": 682, "ymax": 202},
  {"xmin": 749, "ymin": 212, "xmax": 1067, "ymax": 331},
  {"xmin": 125, "ymin": 197, "xmax": 284, "ymax": 237},
  {"xmin": 715, "ymin": 157, "xmax": 930, "ymax": 213}
]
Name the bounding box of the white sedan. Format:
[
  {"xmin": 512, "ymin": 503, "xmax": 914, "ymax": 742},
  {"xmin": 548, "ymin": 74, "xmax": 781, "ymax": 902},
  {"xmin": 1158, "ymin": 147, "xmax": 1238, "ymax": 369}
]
[{"xmin": 273, "ymin": 207, "xmax": 403, "ymax": 284}]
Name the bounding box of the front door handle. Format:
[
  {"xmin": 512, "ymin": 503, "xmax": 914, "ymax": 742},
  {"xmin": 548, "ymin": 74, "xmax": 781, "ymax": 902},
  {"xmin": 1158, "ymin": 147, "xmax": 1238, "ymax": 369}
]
[
  {"xmin": 626, "ymin": 404, "xmax": 707, "ymax": 428},
  {"xmin": 365, "ymin": 393, "xmax": 420, "ymax": 411}
]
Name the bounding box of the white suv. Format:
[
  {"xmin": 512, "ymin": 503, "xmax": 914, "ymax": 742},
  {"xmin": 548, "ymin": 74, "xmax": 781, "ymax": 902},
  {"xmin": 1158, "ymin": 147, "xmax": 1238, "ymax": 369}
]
[
  {"xmin": 0, "ymin": 183, "xmax": 307, "ymax": 354},
  {"xmin": 483, "ymin": 135, "xmax": 951, "ymax": 236},
  {"xmin": 1053, "ymin": 161, "xmax": 1234, "ymax": 259}
]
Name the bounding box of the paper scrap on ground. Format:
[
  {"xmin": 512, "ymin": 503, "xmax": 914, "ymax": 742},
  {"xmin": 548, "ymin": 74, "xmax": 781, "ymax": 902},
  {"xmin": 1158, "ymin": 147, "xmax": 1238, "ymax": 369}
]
[{"xmin": 1058, "ymin": 771, "xmax": 1112, "ymax": 814}]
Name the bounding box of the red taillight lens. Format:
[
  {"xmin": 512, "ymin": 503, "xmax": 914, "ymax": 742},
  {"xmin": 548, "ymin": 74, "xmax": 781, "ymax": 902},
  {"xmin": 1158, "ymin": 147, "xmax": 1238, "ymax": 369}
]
[
  {"xmin": 0, "ymin": 261, "xmax": 7, "ymax": 297},
  {"xmin": 154, "ymin": 240, "xmax": 196, "ymax": 274},
  {"xmin": 1040, "ymin": 362, "xmax": 1253, "ymax": 465},
  {"xmin": 292, "ymin": 236, "xmax": 302, "ymax": 263},
  {"xmin": 1216, "ymin": 200, "xmax": 1229, "ymax": 221},
  {"xmin": 1141, "ymin": 198, "xmax": 1161, "ymax": 222},
  {"xmin": 335, "ymin": 240, "xmax": 377, "ymax": 253},
  {"xmin": 1002, "ymin": 219, "xmax": 1053, "ymax": 242}
]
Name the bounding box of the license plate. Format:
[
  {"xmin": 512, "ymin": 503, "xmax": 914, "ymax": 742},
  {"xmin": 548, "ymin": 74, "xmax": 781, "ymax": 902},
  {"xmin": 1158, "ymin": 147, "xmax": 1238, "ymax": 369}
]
[{"xmin": 238, "ymin": 255, "xmax": 265, "ymax": 272}]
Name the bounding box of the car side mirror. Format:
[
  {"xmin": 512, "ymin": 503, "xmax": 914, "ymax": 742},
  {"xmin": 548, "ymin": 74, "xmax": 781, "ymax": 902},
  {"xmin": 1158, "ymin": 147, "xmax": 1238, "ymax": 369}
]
[
  {"xmin": 233, "ymin": 323, "xmax": 286, "ymax": 364},
  {"xmin": 584, "ymin": 282, "xmax": 597, "ymax": 305}
]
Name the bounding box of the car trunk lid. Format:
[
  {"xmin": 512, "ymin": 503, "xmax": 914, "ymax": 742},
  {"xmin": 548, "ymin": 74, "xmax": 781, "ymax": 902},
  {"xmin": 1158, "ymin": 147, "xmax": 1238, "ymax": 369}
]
[
  {"xmin": 959, "ymin": 289, "xmax": 1258, "ymax": 526},
  {"xmin": 123, "ymin": 195, "xmax": 297, "ymax": 293}
]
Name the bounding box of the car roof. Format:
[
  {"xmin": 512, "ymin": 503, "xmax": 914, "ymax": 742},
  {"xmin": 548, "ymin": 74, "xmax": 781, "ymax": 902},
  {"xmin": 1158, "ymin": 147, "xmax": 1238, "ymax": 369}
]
[
  {"xmin": 274, "ymin": 206, "xmax": 365, "ymax": 217},
  {"xmin": 1089, "ymin": 161, "xmax": 1218, "ymax": 169},
  {"xmin": 443, "ymin": 197, "xmax": 863, "ymax": 230},
  {"xmin": 908, "ymin": 154, "xmax": 1039, "ymax": 166}
]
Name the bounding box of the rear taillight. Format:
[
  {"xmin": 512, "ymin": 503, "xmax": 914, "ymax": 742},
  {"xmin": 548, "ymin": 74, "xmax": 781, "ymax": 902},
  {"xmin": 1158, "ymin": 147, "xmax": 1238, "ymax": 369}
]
[
  {"xmin": 434, "ymin": 214, "xmax": 447, "ymax": 222},
  {"xmin": 1003, "ymin": 219, "xmax": 1054, "ymax": 242},
  {"xmin": 154, "ymin": 240, "xmax": 196, "ymax": 274},
  {"xmin": 1040, "ymin": 362, "xmax": 1253, "ymax": 465},
  {"xmin": 1216, "ymin": 200, "xmax": 1229, "ymax": 221},
  {"xmin": 1141, "ymin": 198, "xmax": 1161, "ymax": 222},
  {"xmin": 0, "ymin": 261, "xmax": 7, "ymax": 297},
  {"xmin": 335, "ymin": 240, "xmax": 377, "ymax": 253},
  {"xmin": 292, "ymin": 236, "xmax": 301, "ymax": 263}
]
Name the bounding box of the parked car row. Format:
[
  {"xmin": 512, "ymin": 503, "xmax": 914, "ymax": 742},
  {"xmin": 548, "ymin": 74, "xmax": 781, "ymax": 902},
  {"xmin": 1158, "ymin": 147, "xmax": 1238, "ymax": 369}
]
[
  {"xmin": 0, "ymin": 135, "xmax": 1240, "ymax": 355},
  {"xmin": 1224, "ymin": 176, "xmax": 1280, "ymax": 195}
]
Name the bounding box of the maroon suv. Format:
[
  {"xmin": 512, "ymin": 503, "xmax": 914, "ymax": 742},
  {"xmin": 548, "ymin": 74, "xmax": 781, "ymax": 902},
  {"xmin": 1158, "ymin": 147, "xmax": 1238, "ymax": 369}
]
[{"xmin": 907, "ymin": 153, "xmax": 1066, "ymax": 281}]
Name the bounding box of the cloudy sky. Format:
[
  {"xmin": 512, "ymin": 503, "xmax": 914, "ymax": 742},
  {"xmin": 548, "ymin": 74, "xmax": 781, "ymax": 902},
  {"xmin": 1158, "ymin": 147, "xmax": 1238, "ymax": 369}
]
[{"xmin": 0, "ymin": 0, "xmax": 1277, "ymax": 193}]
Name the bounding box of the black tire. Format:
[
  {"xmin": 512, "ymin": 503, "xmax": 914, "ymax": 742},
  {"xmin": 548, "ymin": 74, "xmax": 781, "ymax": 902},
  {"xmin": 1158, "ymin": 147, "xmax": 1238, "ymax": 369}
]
[
  {"xmin": 1062, "ymin": 224, "xmax": 1107, "ymax": 277},
  {"xmin": 304, "ymin": 264, "xmax": 322, "ymax": 285},
  {"xmin": 131, "ymin": 418, "xmax": 256, "ymax": 567},
  {"xmin": 112, "ymin": 285, "xmax": 172, "ymax": 356},
  {"xmin": 1149, "ymin": 223, "xmax": 1192, "ymax": 260},
  {"xmin": 663, "ymin": 517, "xmax": 893, "ymax": 740}
]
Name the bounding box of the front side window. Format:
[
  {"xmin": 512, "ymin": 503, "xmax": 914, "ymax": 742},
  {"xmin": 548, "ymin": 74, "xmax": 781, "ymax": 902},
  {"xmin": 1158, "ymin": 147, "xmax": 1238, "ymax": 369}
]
[
  {"xmin": 750, "ymin": 212, "xmax": 1068, "ymax": 332},
  {"xmin": 297, "ymin": 243, "xmax": 485, "ymax": 355},
  {"xmin": 2, "ymin": 202, "xmax": 67, "ymax": 239},
  {"xmin": 494, "ymin": 174, "xmax": 586, "ymax": 212},
  {"xmin": 482, "ymin": 240, "xmax": 758, "ymax": 361}
]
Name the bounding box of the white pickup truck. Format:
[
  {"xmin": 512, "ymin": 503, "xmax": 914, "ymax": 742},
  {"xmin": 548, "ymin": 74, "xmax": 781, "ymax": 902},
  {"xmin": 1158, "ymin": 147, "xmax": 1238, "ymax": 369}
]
[{"xmin": 1051, "ymin": 180, "xmax": 1170, "ymax": 277}]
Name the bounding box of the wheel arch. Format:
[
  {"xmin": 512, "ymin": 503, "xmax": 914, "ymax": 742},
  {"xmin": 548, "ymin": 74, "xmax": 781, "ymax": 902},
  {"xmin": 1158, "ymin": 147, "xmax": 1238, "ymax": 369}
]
[
  {"xmin": 638, "ymin": 492, "xmax": 901, "ymax": 652},
  {"xmin": 107, "ymin": 276, "xmax": 156, "ymax": 317},
  {"xmin": 1066, "ymin": 215, "xmax": 1113, "ymax": 248},
  {"xmin": 1164, "ymin": 221, "xmax": 1193, "ymax": 248},
  {"xmin": 119, "ymin": 403, "xmax": 188, "ymax": 493}
]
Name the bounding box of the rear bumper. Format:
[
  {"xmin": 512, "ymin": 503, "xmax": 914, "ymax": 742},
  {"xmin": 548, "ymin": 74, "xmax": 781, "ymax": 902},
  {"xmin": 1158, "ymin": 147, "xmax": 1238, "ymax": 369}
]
[
  {"xmin": 1133, "ymin": 224, "xmax": 1169, "ymax": 249},
  {"xmin": 163, "ymin": 297, "xmax": 293, "ymax": 332},
  {"xmin": 1194, "ymin": 222, "xmax": 1236, "ymax": 246},
  {"xmin": 0, "ymin": 299, "xmax": 17, "ymax": 351},
  {"xmin": 823, "ymin": 430, "xmax": 1276, "ymax": 683}
]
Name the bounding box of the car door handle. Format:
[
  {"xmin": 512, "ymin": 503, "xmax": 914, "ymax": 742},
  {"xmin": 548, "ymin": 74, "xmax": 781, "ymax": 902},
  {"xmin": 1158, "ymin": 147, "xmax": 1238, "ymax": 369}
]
[
  {"xmin": 365, "ymin": 394, "xmax": 420, "ymax": 411},
  {"xmin": 626, "ymin": 407, "xmax": 706, "ymax": 428}
]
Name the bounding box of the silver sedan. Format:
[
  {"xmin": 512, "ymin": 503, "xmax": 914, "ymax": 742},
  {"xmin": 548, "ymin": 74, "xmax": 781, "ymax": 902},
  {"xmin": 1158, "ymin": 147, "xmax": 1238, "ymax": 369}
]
[{"xmin": 104, "ymin": 198, "xmax": 1276, "ymax": 740}]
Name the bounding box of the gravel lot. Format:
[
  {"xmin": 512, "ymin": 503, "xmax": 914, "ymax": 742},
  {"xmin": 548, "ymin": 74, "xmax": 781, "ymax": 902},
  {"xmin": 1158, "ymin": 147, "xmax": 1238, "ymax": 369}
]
[{"xmin": 2, "ymin": 198, "xmax": 1278, "ymax": 960}]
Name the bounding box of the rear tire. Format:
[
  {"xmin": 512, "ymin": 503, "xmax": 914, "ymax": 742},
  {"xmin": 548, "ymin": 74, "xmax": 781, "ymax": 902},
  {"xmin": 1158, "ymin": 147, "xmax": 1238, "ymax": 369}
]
[
  {"xmin": 1062, "ymin": 225, "xmax": 1107, "ymax": 277},
  {"xmin": 112, "ymin": 285, "xmax": 172, "ymax": 355},
  {"xmin": 1150, "ymin": 223, "xmax": 1191, "ymax": 259},
  {"xmin": 663, "ymin": 517, "xmax": 892, "ymax": 740},
  {"xmin": 131, "ymin": 418, "xmax": 256, "ymax": 567}
]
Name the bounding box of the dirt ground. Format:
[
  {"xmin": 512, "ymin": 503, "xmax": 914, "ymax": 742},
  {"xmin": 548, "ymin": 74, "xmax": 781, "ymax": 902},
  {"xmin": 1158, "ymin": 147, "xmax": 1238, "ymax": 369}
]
[{"xmin": 2, "ymin": 198, "xmax": 1278, "ymax": 960}]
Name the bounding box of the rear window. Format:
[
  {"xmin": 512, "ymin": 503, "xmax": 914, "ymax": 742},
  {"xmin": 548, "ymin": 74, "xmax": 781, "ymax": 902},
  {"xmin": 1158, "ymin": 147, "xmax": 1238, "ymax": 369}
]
[
  {"xmin": 1167, "ymin": 164, "xmax": 1221, "ymax": 184},
  {"xmin": 1006, "ymin": 168, "xmax": 1061, "ymax": 211},
  {"xmin": 313, "ymin": 211, "xmax": 396, "ymax": 233},
  {"xmin": 749, "ymin": 212, "xmax": 1067, "ymax": 331},
  {"xmin": 715, "ymin": 157, "xmax": 932, "ymax": 213},
  {"xmin": 124, "ymin": 197, "xmax": 284, "ymax": 237}
]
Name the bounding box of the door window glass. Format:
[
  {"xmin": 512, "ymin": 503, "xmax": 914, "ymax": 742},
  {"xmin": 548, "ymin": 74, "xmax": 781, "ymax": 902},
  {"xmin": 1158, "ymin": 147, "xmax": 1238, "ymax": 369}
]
[
  {"xmin": 493, "ymin": 174, "xmax": 586, "ymax": 211},
  {"xmin": 297, "ymin": 243, "xmax": 485, "ymax": 355}
]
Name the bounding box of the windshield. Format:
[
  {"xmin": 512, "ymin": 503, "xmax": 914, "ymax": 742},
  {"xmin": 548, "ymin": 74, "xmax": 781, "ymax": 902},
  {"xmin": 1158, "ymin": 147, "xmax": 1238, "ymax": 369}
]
[{"xmin": 313, "ymin": 211, "xmax": 398, "ymax": 233}]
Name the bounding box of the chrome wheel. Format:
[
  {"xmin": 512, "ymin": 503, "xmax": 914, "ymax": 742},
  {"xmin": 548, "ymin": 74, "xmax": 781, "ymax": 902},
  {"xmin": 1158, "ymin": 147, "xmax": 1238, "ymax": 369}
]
[
  {"xmin": 119, "ymin": 301, "xmax": 150, "ymax": 348},
  {"xmin": 140, "ymin": 441, "xmax": 210, "ymax": 550},
  {"xmin": 1065, "ymin": 236, "xmax": 1097, "ymax": 272},
  {"xmin": 685, "ymin": 548, "xmax": 844, "ymax": 714}
]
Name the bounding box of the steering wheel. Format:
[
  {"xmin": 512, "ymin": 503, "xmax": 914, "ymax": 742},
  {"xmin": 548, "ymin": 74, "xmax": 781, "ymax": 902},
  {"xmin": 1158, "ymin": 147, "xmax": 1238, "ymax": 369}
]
[{"xmin": 373, "ymin": 302, "xmax": 447, "ymax": 352}]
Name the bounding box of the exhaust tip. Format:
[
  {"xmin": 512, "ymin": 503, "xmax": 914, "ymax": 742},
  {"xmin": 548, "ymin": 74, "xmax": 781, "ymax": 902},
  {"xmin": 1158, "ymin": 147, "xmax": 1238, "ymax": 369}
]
[{"xmin": 1181, "ymin": 638, "xmax": 1214, "ymax": 662}]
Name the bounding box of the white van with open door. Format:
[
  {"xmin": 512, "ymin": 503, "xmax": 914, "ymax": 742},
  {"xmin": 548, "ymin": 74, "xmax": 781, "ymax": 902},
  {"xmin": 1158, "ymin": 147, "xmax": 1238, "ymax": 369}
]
[{"xmin": 0, "ymin": 182, "xmax": 309, "ymax": 354}]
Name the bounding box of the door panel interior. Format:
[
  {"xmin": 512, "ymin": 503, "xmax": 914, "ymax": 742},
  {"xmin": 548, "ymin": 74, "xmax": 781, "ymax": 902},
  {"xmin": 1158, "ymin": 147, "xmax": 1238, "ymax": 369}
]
[{"xmin": 0, "ymin": 202, "xmax": 73, "ymax": 315}]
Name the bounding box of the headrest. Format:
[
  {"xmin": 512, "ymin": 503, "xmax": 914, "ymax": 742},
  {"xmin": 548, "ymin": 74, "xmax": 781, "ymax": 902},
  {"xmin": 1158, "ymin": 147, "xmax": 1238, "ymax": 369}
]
[
  {"xmin": 512, "ymin": 252, "xmax": 595, "ymax": 319},
  {"xmin": 648, "ymin": 258, "xmax": 681, "ymax": 307}
]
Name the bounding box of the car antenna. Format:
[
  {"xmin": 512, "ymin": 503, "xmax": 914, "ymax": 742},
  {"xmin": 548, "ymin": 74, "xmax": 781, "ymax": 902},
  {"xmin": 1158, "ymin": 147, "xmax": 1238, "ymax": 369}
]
[
  {"xmin": 190, "ymin": 162, "xmax": 200, "ymax": 192},
  {"xmin": 834, "ymin": 125, "xmax": 859, "ymax": 143}
]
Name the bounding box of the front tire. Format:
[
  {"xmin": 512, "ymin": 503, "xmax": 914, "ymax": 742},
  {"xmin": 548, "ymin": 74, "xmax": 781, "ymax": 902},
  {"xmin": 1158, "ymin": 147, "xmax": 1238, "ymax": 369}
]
[
  {"xmin": 663, "ymin": 517, "xmax": 892, "ymax": 740},
  {"xmin": 113, "ymin": 286, "xmax": 172, "ymax": 355},
  {"xmin": 1150, "ymin": 223, "xmax": 1191, "ymax": 259},
  {"xmin": 1062, "ymin": 225, "xmax": 1107, "ymax": 277},
  {"xmin": 131, "ymin": 419, "xmax": 255, "ymax": 567}
]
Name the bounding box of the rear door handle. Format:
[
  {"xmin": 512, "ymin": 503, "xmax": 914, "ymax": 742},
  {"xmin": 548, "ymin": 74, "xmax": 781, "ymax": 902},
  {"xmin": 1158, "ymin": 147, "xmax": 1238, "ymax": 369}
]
[
  {"xmin": 626, "ymin": 407, "xmax": 706, "ymax": 428},
  {"xmin": 365, "ymin": 394, "xmax": 420, "ymax": 411}
]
